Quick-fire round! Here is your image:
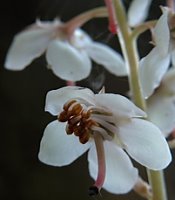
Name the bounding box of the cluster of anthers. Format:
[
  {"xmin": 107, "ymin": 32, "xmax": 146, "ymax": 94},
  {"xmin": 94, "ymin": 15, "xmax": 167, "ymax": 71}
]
[
  {"xmin": 58, "ymin": 99, "xmax": 115, "ymax": 144},
  {"xmin": 58, "ymin": 98, "xmax": 118, "ymax": 196}
]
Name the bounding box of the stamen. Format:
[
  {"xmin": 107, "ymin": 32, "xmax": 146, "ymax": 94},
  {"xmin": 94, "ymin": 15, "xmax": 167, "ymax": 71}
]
[
  {"xmin": 88, "ymin": 106, "xmax": 113, "ymax": 116},
  {"xmin": 91, "ymin": 125, "xmax": 112, "ymax": 140},
  {"xmin": 58, "ymin": 110, "xmax": 68, "ymax": 122},
  {"xmin": 91, "ymin": 113, "xmax": 116, "ymax": 123},
  {"xmin": 90, "ymin": 117, "xmax": 117, "ymax": 138},
  {"xmin": 88, "ymin": 132, "xmax": 106, "ymax": 196},
  {"xmin": 59, "ymin": 99, "xmax": 116, "ymax": 144},
  {"xmin": 68, "ymin": 115, "xmax": 81, "ymax": 125},
  {"xmin": 63, "ymin": 100, "xmax": 76, "ymax": 111},
  {"xmin": 79, "ymin": 130, "xmax": 90, "ymax": 144},
  {"xmin": 66, "ymin": 124, "xmax": 74, "ymax": 135}
]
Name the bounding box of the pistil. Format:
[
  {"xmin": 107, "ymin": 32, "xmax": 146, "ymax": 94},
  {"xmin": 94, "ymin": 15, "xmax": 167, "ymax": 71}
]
[{"xmin": 89, "ymin": 132, "xmax": 106, "ymax": 196}]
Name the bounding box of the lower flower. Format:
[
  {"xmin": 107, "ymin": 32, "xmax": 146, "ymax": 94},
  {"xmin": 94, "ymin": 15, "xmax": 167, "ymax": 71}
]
[{"xmin": 38, "ymin": 86, "xmax": 171, "ymax": 195}]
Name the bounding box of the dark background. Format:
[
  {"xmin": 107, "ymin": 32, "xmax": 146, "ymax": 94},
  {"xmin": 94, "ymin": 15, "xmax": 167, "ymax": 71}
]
[{"xmin": 0, "ymin": 0, "xmax": 174, "ymax": 200}]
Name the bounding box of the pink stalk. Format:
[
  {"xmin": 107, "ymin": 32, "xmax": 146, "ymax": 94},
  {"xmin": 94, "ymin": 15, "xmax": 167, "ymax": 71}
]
[
  {"xmin": 89, "ymin": 132, "xmax": 106, "ymax": 196},
  {"xmin": 104, "ymin": 0, "xmax": 117, "ymax": 34},
  {"xmin": 167, "ymin": 0, "xmax": 175, "ymax": 10},
  {"xmin": 61, "ymin": 7, "xmax": 108, "ymax": 36},
  {"xmin": 66, "ymin": 81, "xmax": 76, "ymax": 86}
]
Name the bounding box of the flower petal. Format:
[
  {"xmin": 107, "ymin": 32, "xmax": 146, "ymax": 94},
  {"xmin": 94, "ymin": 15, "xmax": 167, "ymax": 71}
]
[
  {"xmin": 45, "ymin": 86, "xmax": 95, "ymax": 115},
  {"xmin": 5, "ymin": 24, "xmax": 55, "ymax": 70},
  {"xmin": 139, "ymin": 47, "xmax": 170, "ymax": 99},
  {"xmin": 38, "ymin": 120, "xmax": 91, "ymax": 166},
  {"xmin": 95, "ymin": 93, "xmax": 146, "ymax": 119},
  {"xmin": 46, "ymin": 40, "xmax": 91, "ymax": 81},
  {"xmin": 118, "ymin": 118, "xmax": 172, "ymax": 170},
  {"xmin": 147, "ymin": 95, "xmax": 175, "ymax": 137},
  {"xmin": 85, "ymin": 42, "xmax": 127, "ymax": 76},
  {"xmin": 71, "ymin": 29, "xmax": 92, "ymax": 48},
  {"xmin": 153, "ymin": 7, "xmax": 170, "ymax": 56},
  {"xmin": 163, "ymin": 68, "xmax": 175, "ymax": 94},
  {"xmin": 128, "ymin": 0, "xmax": 152, "ymax": 26},
  {"xmin": 88, "ymin": 141, "xmax": 138, "ymax": 194}
]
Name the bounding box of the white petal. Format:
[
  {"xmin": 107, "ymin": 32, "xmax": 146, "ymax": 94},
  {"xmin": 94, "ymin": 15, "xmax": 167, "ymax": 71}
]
[
  {"xmin": 147, "ymin": 95, "xmax": 175, "ymax": 137},
  {"xmin": 38, "ymin": 120, "xmax": 91, "ymax": 166},
  {"xmin": 139, "ymin": 47, "xmax": 170, "ymax": 99},
  {"xmin": 153, "ymin": 7, "xmax": 170, "ymax": 56},
  {"xmin": 46, "ymin": 40, "xmax": 91, "ymax": 81},
  {"xmin": 128, "ymin": 0, "xmax": 152, "ymax": 26},
  {"xmin": 88, "ymin": 141, "xmax": 138, "ymax": 194},
  {"xmin": 45, "ymin": 86, "xmax": 95, "ymax": 115},
  {"xmin": 85, "ymin": 42, "xmax": 127, "ymax": 76},
  {"xmin": 163, "ymin": 67, "xmax": 175, "ymax": 94},
  {"xmin": 95, "ymin": 93, "xmax": 146, "ymax": 119},
  {"xmin": 71, "ymin": 29, "xmax": 92, "ymax": 48},
  {"xmin": 118, "ymin": 118, "xmax": 172, "ymax": 170},
  {"xmin": 5, "ymin": 25, "xmax": 54, "ymax": 70}
]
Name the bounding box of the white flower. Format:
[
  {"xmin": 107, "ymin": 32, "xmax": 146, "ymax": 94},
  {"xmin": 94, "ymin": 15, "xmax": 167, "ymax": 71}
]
[
  {"xmin": 128, "ymin": 0, "xmax": 152, "ymax": 26},
  {"xmin": 5, "ymin": 19, "xmax": 127, "ymax": 81},
  {"xmin": 38, "ymin": 86, "xmax": 171, "ymax": 195},
  {"xmin": 154, "ymin": 7, "xmax": 175, "ymax": 67},
  {"xmin": 147, "ymin": 68, "xmax": 175, "ymax": 137},
  {"xmin": 139, "ymin": 7, "xmax": 171, "ymax": 99}
]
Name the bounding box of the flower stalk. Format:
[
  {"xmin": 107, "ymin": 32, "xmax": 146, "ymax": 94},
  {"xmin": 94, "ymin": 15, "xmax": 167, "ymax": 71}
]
[
  {"xmin": 112, "ymin": 0, "xmax": 167, "ymax": 200},
  {"xmin": 147, "ymin": 170, "xmax": 167, "ymax": 200},
  {"xmin": 89, "ymin": 132, "xmax": 106, "ymax": 196},
  {"xmin": 104, "ymin": 0, "xmax": 117, "ymax": 33},
  {"xmin": 113, "ymin": 0, "xmax": 145, "ymax": 110},
  {"xmin": 131, "ymin": 20, "xmax": 157, "ymax": 39},
  {"xmin": 66, "ymin": 81, "xmax": 75, "ymax": 86},
  {"xmin": 62, "ymin": 7, "xmax": 108, "ymax": 35}
]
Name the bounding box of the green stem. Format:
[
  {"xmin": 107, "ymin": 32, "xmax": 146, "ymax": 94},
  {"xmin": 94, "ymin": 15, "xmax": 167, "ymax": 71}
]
[
  {"xmin": 113, "ymin": 0, "xmax": 145, "ymax": 109},
  {"xmin": 147, "ymin": 170, "xmax": 167, "ymax": 200},
  {"xmin": 132, "ymin": 20, "xmax": 157, "ymax": 39},
  {"xmin": 113, "ymin": 1, "xmax": 167, "ymax": 200}
]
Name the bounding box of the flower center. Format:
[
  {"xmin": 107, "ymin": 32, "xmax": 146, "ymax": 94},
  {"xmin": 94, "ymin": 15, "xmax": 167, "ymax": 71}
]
[
  {"xmin": 58, "ymin": 99, "xmax": 115, "ymax": 144},
  {"xmin": 58, "ymin": 99, "xmax": 117, "ymax": 195}
]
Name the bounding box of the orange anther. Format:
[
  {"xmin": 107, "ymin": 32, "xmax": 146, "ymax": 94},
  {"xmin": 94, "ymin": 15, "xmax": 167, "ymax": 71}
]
[
  {"xmin": 66, "ymin": 124, "xmax": 74, "ymax": 135},
  {"xmin": 58, "ymin": 111, "xmax": 68, "ymax": 122},
  {"xmin": 68, "ymin": 103, "xmax": 82, "ymax": 116},
  {"xmin": 63, "ymin": 100, "xmax": 76, "ymax": 111},
  {"xmin": 79, "ymin": 131, "xmax": 90, "ymax": 144}
]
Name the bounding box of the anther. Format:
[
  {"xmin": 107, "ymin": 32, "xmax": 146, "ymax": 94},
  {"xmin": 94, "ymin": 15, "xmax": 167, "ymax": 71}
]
[
  {"xmin": 68, "ymin": 115, "xmax": 81, "ymax": 125},
  {"xmin": 79, "ymin": 131, "xmax": 90, "ymax": 144},
  {"xmin": 66, "ymin": 124, "xmax": 74, "ymax": 135},
  {"xmin": 70, "ymin": 103, "xmax": 82, "ymax": 115},
  {"xmin": 73, "ymin": 126, "xmax": 82, "ymax": 136},
  {"xmin": 63, "ymin": 100, "xmax": 76, "ymax": 111},
  {"xmin": 58, "ymin": 111, "xmax": 68, "ymax": 122}
]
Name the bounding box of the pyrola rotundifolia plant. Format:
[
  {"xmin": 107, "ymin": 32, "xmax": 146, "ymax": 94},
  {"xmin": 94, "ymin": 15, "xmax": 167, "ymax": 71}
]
[{"xmin": 4, "ymin": 0, "xmax": 175, "ymax": 200}]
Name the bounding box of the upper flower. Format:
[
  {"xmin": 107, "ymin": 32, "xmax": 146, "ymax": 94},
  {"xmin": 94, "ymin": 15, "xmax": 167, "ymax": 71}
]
[
  {"xmin": 38, "ymin": 86, "xmax": 171, "ymax": 195},
  {"xmin": 5, "ymin": 10, "xmax": 127, "ymax": 81},
  {"xmin": 139, "ymin": 7, "xmax": 171, "ymax": 99},
  {"xmin": 147, "ymin": 67, "xmax": 175, "ymax": 137}
]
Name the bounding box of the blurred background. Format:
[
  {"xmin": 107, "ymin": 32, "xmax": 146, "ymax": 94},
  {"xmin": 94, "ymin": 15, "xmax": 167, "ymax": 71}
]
[{"xmin": 0, "ymin": 0, "xmax": 175, "ymax": 199}]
